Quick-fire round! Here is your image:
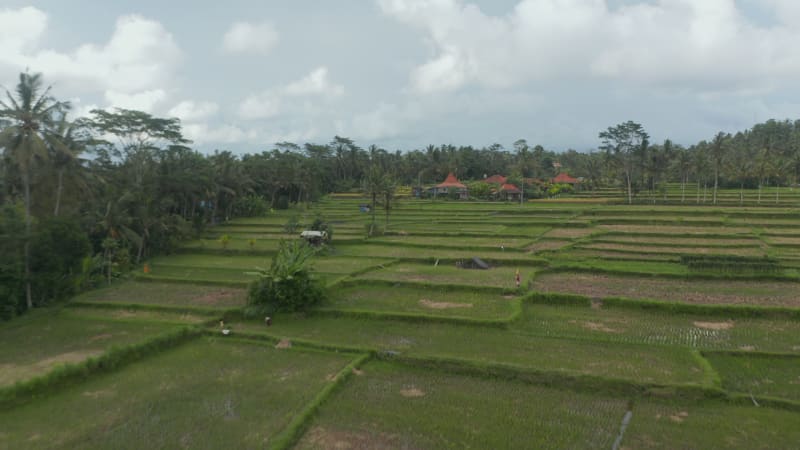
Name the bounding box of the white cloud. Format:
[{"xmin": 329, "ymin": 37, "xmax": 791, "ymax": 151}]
[
  {"xmin": 351, "ymin": 102, "xmax": 418, "ymax": 140},
  {"xmin": 284, "ymin": 67, "xmax": 344, "ymax": 96},
  {"xmin": 237, "ymin": 66, "xmax": 344, "ymax": 120},
  {"xmin": 104, "ymin": 89, "xmax": 166, "ymax": 113},
  {"xmin": 763, "ymin": 0, "xmax": 800, "ymax": 26},
  {"xmin": 0, "ymin": 8, "xmax": 180, "ymax": 113},
  {"xmin": 238, "ymin": 92, "xmax": 281, "ymax": 120},
  {"xmin": 182, "ymin": 122, "xmax": 320, "ymax": 147},
  {"xmin": 183, "ymin": 123, "xmax": 258, "ymax": 145},
  {"xmin": 378, "ymin": 0, "xmax": 800, "ymax": 94},
  {"xmin": 168, "ymin": 100, "xmax": 220, "ymax": 122},
  {"xmin": 69, "ymin": 98, "xmax": 99, "ymax": 119},
  {"xmin": 0, "ymin": 6, "xmax": 46, "ymax": 55},
  {"xmin": 223, "ymin": 21, "xmax": 279, "ymax": 54}
]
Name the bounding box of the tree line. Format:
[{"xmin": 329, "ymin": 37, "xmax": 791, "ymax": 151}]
[{"xmin": 3, "ymin": 71, "xmax": 800, "ymax": 317}]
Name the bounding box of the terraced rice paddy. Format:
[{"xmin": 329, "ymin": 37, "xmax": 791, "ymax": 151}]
[
  {"xmin": 5, "ymin": 197, "xmax": 800, "ymax": 448},
  {"xmin": 532, "ymin": 272, "xmax": 800, "ymax": 307}
]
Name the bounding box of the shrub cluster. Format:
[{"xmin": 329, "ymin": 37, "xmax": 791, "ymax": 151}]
[{"xmin": 246, "ymin": 240, "xmax": 326, "ymax": 315}]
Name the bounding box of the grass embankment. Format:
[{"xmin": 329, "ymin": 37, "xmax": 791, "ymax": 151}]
[
  {"xmin": 234, "ymin": 314, "xmax": 705, "ymax": 386},
  {"xmin": 704, "ymin": 353, "xmax": 800, "ymax": 402},
  {"xmin": 72, "ymin": 280, "xmax": 247, "ymax": 309},
  {"xmin": 0, "ymin": 338, "xmax": 354, "ymax": 449},
  {"xmin": 323, "ymin": 282, "xmax": 519, "ymax": 321},
  {"xmin": 621, "ymin": 398, "xmax": 800, "ymax": 449},
  {"xmin": 517, "ymin": 302, "xmax": 800, "ymax": 353},
  {"xmin": 354, "ymin": 262, "xmax": 535, "ymax": 290},
  {"xmin": 0, "ymin": 308, "xmax": 197, "ymax": 388},
  {"xmin": 296, "ymin": 360, "xmax": 628, "ymax": 449},
  {"xmin": 531, "ymin": 272, "xmax": 800, "ymax": 308}
]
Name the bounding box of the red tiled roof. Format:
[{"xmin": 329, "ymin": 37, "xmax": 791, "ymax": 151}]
[
  {"xmin": 500, "ymin": 183, "xmax": 521, "ymax": 193},
  {"xmin": 483, "ymin": 174, "xmax": 507, "ymax": 184},
  {"xmin": 552, "ymin": 173, "xmax": 580, "ymax": 184},
  {"xmin": 436, "ymin": 172, "xmax": 466, "ymax": 188}
]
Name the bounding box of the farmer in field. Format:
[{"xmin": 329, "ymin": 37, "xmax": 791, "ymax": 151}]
[{"xmin": 515, "ymin": 269, "xmax": 521, "ymax": 288}]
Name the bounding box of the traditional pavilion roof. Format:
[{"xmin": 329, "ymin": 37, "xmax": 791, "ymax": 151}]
[
  {"xmin": 483, "ymin": 174, "xmax": 507, "ymax": 184},
  {"xmin": 552, "ymin": 173, "xmax": 580, "ymax": 184},
  {"xmin": 500, "ymin": 183, "xmax": 521, "ymax": 193},
  {"xmin": 436, "ymin": 172, "xmax": 466, "ymax": 188}
]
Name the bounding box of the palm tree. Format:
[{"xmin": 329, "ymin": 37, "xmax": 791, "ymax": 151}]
[
  {"xmin": 674, "ymin": 148, "xmax": 692, "ymax": 203},
  {"xmin": 50, "ymin": 119, "xmax": 88, "ymax": 216},
  {"xmin": 709, "ymin": 132, "xmax": 728, "ymax": 205},
  {"xmin": 0, "ymin": 72, "xmax": 69, "ymax": 309},
  {"xmin": 381, "ymin": 175, "xmax": 397, "ymax": 230},
  {"xmin": 362, "ymin": 165, "xmax": 384, "ymax": 235},
  {"xmin": 726, "ymin": 142, "xmax": 754, "ymax": 206}
]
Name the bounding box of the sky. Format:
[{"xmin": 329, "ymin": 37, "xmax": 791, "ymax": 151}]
[{"xmin": 1, "ymin": 0, "xmax": 800, "ymax": 153}]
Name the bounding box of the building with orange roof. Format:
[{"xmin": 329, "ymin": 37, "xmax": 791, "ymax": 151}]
[
  {"xmin": 482, "ymin": 174, "xmax": 507, "ymax": 184},
  {"xmin": 499, "ymin": 183, "xmax": 522, "ymax": 201},
  {"xmin": 551, "ymin": 172, "xmax": 580, "ymax": 184},
  {"xmin": 432, "ymin": 172, "xmax": 468, "ymax": 199}
]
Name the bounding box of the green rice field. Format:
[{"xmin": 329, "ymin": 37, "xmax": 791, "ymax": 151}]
[{"xmin": 4, "ymin": 195, "xmax": 800, "ymax": 448}]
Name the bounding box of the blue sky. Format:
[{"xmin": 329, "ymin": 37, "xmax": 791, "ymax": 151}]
[{"xmin": 2, "ymin": 1, "xmax": 800, "ymax": 153}]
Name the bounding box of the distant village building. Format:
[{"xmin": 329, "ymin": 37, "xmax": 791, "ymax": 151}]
[
  {"xmin": 481, "ymin": 174, "xmax": 521, "ymax": 201},
  {"xmin": 499, "ymin": 183, "xmax": 522, "ymax": 201},
  {"xmin": 482, "ymin": 174, "xmax": 508, "ymax": 184},
  {"xmin": 432, "ymin": 172, "xmax": 468, "ymax": 199},
  {"xmin": 551, "ymin": 173, "xmax": 580, "ymax": 185}
]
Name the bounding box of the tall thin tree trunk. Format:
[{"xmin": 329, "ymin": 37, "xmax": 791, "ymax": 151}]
[
  {"xmin": 740, "ymin": 183, "xmax": 744, "ymax": 206},
  {"xmin": 54, "ymin": 168, "xmax": 64, "ymax": 217},
  {"xmin": 626, "ymin": 172, "xmax": 632, "ymax": 205},
  {"xmin": 681, "ymin": 176, "xmax": 686, "ymax": 203},
  {"xmin": 758, "ymin": 181, "xmax": 762, "ymax": 204},
  {"xmin": 652, "ymin": 177, "xmax": 656, "ymax": 204},
  {"xmin": 713, "ymin": 168, "xmax": 718, "ymax": 205},
  {"xmin": 106, "ymin": 248, "xmax": 113, "ymax": 285},
  {"xmin": 137, "ymin": 234, "xmax": 146, "ymax": 264},
  {"xmin": 370, "ymin": 192, "xmax": 377, "ymax": 235},
  {"xmin": 212, "ymin": 196, "xmax": 219, "ymax": 224},
  {"xmin": 696, "ymin": 179, "xmax": 700, "ymax": 204},
  {"xmin": 23, "ymin": 172, "xmax": 33, "ymax": 310}
]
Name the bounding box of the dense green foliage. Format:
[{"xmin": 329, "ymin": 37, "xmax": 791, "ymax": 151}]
[
  {"xmin": 5, "ymin": 70, "xmax": 800, "ymax": 321},
  {"xmin": 246, "ymin": 240, "xmax": 326, "ymax": 314}
]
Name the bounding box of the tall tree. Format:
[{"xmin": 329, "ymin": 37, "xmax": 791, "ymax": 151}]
[
  {"xmin": 0, "ymin": 72, "xmax": 70, "ymax": 309},
  {"xmin": 673, "ymin": 147, "xmax": 692, "ymax": 203},
  {"xmin": 599, "ymin": 121, "xmax": 649, "ymax": 204},
  {"xmin": 708, "ymin": 132, "xmax": 728, "ymax": 205},
  {"xmin": 50, "ymin": 119, "xmax": 88, "ymax": 217},
  {"xmin": 362, "ymin": 165, "xmax": 384, "ymax": 235}
]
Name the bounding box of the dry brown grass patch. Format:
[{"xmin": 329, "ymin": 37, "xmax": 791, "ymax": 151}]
[
  {"xmin": 419, "ymin": 299, "xmax": 473, "ymax": 309},
  {"xmin": 528, "ymin": 240, "xmax": 571, "ymax": 252},
  {"xmin": 400, "ymin": 386, "xmax": 426, "ymax": 397},
  {"xmin": 88, "ymin": 333, "xmax": 113, "ymax": 342},
  {"xmin": 571, "ymin": 320, "xmax": 621, "ymax": 333},
  {"xmin": 693, "ymin": 321, "xmax": 734, "ymax": 330},
  {"xmin": 194, "ymin": 290, "xmax": 236, "ymax": 305},
  {"xmin": 669, "ymin": 411, "xmax": 689, "ymax": 423},
  {"xmin": 302, "ymin": 426, "xmax": 407, "ymax": 450},
  {"xmin": 0, "ymin": 350, "xmax": 102, "ymax": 386}
]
